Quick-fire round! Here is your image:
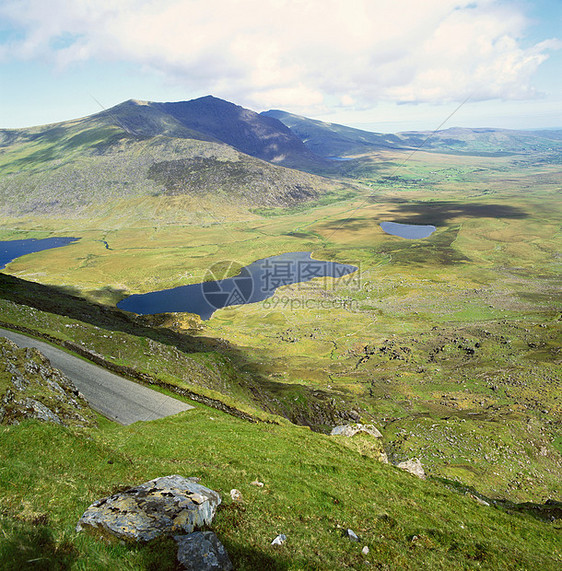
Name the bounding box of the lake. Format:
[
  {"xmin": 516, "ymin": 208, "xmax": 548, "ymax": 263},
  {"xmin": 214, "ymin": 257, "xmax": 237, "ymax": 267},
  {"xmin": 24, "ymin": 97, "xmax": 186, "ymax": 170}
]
[
  {"xmin": 117, "ymin": 251, "xmax": 357, "ymax": 319},
  {"xmin": 0, "ymin": 237, "xmax": 79, "ymax": 270},
  {"xmin": 380, "ymin": 221, "xmax": 436, "ymax": 239}
]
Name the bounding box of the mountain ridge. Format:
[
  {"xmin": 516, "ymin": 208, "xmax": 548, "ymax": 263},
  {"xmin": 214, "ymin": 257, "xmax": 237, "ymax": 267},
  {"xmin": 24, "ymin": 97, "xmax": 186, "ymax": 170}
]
[
  {"xmin": 2, "ymin": 94, "xmax": 560, "ymax": 219},
  {"xmin": 262, "ymin": 109, "xmax": 562, "ymax": 157},
  {"xmin": 0, "ymin": 96, "xmax": 344, "ymax": 218}
]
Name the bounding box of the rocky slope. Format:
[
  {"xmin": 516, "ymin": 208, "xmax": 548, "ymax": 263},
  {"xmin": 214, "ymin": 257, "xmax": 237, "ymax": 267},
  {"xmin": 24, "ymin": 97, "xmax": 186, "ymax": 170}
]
[{"xmin": 0, "ymin": 337, "xmax": 95, "ymax": 427}]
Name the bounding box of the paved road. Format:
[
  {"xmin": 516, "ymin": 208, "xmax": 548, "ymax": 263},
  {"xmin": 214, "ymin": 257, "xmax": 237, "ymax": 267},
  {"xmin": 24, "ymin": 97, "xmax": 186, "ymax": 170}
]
[{"xmin": 0, "ymin": 328, "xmax": 194, "ymax": 425}]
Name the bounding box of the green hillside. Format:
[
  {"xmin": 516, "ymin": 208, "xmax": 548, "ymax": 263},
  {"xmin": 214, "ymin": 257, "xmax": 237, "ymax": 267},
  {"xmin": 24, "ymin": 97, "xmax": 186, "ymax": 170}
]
[
  {"xmin": 0, "ymin": 290, "xmax": 560, "ymax": 569},
  {"xmin": 0, "ymin": 101, "xmax": 346, "ymax": 220}
]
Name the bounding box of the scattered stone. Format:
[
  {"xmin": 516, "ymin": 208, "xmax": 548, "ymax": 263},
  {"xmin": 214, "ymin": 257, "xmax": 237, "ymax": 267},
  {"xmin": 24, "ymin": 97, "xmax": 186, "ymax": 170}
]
[
  {"xmin": 230, "ymin": 489, "xmax": 243, "ymax": 502},
  {"xmin": 348, "ymin": 410, "xmax": 361, "ymax": 421},
  {"xmin": 76, "ymin": 475, "xmax": 221, "ymax": 542},
  {"xmin": 271, "ymin": 534, "xmax": 286, "ymax": 546},
  {"xmin": 362, "ymin": 545, "xmax": 370, "ymax": 555},
  {"xmin": 175, "ymin": 531, "xmax": 233, "ymax": 571},
  {"xmin": 343, "ymin": 528, "xmax": 360, "ymax": 542},
  {"xmin": 396, "ymin": 458, "xmax": 425, "ymax": 479},
  {"xmin": 331, "ymin": 423, "xmax": 383, "ymax": 438},
  {"xmin": 250, "ymin": 479, "xmax": 264, "ymax": 487},
  {"xmin": 468, "ymin": 493, "xmax": 490, "ymax": 506}
]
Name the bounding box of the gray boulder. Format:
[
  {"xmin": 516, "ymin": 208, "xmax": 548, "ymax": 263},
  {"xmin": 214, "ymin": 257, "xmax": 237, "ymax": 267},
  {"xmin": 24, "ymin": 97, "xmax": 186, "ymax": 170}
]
[
  {"xmin": 396, "ymin": 458, "xmax": 425, "ymax": 479},
  {"xmin": 175, "ymin": 532, "xmax": 233, "ymax": 571},
  {"xmin": 331, "ymin": 423, "xmax": 383, "ymax": 438},
  {"xmin": 76, "ymin": 475, "xmax": 221, "ymax": 542}
]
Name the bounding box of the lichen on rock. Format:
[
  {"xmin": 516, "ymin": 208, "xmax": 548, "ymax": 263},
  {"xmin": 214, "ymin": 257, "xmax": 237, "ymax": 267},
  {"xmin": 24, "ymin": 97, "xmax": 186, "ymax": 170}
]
[
  {"xmin": 76, "ymin": 475, "xmax": 222, "ymax": 542},
  {"xmin": 175, "ymin": 531, "xmax": 233, "ymax": 571},
  {"xmin": 331, "ymin": 423, "xmax": 383, "ymax": 438}
]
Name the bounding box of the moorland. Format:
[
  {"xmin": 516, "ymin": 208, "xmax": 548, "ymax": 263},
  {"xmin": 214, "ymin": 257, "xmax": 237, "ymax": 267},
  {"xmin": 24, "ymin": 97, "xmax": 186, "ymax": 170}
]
[{"xmin": 0, "ymin": 96, "xmax": 560, "ymax": 569}]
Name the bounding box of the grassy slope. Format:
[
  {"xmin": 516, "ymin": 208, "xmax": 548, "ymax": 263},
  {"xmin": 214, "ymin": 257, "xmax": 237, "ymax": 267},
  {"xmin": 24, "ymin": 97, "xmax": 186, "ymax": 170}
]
[{"xmin": 1, "ymin": 412, "xmax": 561, "ymax": 570}]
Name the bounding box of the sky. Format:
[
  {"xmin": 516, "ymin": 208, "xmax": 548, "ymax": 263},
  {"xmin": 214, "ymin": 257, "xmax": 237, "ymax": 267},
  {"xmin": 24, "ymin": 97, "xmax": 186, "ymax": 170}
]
[{"xmin": 0, "ymin": 0, "xmax": 561, "ymax": 132}]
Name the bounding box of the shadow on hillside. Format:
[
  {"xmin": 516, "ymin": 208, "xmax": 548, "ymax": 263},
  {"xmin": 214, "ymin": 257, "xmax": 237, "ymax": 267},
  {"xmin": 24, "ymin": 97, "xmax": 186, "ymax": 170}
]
[
  {"xmin": 434, "ymin": 477, "xmax": 562, "ymax": 523},
  {"xmin": 0, "ymin": 273, "xmax": 355, "ymax": 428},
  {"xmin": 368, "ymin": 199, "xmax": 529, "ymax": 226},
  {"xmin": 221, "ymin": 536, "xmax": 290, "ymax": 570},
  {"xmin": 0, "ymin": 272, "xmax": 217, "ymax": 355}
]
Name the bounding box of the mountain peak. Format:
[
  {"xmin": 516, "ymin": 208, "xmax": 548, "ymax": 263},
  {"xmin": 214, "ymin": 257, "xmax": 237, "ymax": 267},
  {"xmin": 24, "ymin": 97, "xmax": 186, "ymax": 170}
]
[{"xmin": 150, "ymin": 96, "xmax": 322, "ymax": 166}]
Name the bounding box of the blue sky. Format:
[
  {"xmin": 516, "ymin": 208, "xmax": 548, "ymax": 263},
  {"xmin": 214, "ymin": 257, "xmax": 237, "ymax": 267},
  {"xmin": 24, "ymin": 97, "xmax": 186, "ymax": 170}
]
[{"xmin": 0, "ymin": 0, "xmax": 560, "ymax": 132}]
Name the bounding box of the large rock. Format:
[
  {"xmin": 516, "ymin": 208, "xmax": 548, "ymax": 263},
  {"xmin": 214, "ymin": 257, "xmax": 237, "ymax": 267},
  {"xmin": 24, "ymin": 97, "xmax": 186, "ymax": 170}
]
[
  {"xmin": 76, "ymin": 475, "xmax": 221, "ymax": 542},
  {"xmin": 331, "ymin": 423, "xmax": 383, "ymax": 438},
  {"xmin": 396, "ymin": 458, "xmax": 425, "ymax": 479},
  {"xmin": 175, "ymin": 532, "xmax": 233, "ymax": 571}
]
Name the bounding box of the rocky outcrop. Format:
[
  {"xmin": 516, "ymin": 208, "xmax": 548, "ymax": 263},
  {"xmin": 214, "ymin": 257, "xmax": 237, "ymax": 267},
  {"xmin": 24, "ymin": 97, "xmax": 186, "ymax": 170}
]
[
  {"xmin": 331, "ymin": 422, "xmax": 388, "ymax": 463},
  {"xmin": 331, "ymin": 423, "xmax": 383, "ymax": 438},
  {"xmin": 175, "ymin": 532, "xmax": 233, "ymax": 571},
  {"xmin": 0, "ymin": 337, "xmax": 95, "ymax": 427},
  {"xmin": 76, "ymin": 475, "xmax": 221, "ymax": 542}
]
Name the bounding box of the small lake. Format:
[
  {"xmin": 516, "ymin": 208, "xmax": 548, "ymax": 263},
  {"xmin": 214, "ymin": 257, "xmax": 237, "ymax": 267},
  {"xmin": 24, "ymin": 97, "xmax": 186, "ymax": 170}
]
[
  {"xmin": 117, "ymin": 252, "xmax": 357, "ymax": 320},
  {"xmin": 380, "ymin": 222, "xmax": 436, "ymax": 239},
  {"xmin": 0, "ymin": 237, "xmax": 79, "ymax": 270}
]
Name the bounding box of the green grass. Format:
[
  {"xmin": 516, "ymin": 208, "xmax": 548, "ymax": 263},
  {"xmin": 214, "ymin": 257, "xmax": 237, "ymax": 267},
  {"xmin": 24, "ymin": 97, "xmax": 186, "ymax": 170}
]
[{"xmin": 1, "ymin": 411, "xmax": 561, "ymax": 570}]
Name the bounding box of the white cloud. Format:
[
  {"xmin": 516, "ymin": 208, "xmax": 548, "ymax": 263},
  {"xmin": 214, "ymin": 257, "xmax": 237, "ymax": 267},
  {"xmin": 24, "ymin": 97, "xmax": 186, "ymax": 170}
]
[{"xmin": 0, "ymin": 0, "xmax": 559, "ymax": 113}]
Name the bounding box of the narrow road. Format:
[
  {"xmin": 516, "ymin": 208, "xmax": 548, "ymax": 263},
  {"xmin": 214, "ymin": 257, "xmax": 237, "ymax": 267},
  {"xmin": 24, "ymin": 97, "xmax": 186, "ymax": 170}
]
[{"xmin": 0, "ymin": 328, "xmax": 194, "ymax": 425}]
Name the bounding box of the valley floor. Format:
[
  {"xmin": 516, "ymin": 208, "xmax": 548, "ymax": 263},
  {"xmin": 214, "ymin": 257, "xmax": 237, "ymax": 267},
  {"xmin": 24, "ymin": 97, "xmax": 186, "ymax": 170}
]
[{"xmin": 0, "ymin": 148, "xmax": 560, "ymax": 567}]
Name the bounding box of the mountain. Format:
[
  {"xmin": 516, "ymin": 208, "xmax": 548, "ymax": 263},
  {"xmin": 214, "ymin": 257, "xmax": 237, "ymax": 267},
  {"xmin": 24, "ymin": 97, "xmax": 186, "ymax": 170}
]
[
  {"xmin": 151, "ymin": 96, "xmax": 325, "ymax": 168},
  {"xmin": 262, "ymin": 109, "xmax": 405, "ymax": 157},
  {"xmin": 82, "ymin": 97, "xmax": 325, "ymax": 169},
  {"xmin": 0, "ymin": 97, "xmax": 341, "ymax": 218},
  {"xmin": 2, "ymin": 96, "xmax": 559, "ymax": 219},
  {"xmin": 263, "ymin": 109, "xmax": 562, "ymax": 157}
]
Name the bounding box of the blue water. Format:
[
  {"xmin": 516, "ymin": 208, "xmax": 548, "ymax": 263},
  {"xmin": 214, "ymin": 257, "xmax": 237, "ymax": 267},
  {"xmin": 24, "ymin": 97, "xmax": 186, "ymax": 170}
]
[
  {"xmin": 117, "ymin": 251, "xmax": 357, "ymax": 320},
  {"xmin": 380, "ymin": 222, "xmax": 436, "ymax": 239},
  {"xmin": 0, "ymin": 237, "xmax": 80, "ymax": 270}
]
